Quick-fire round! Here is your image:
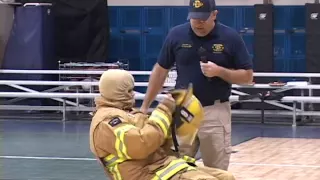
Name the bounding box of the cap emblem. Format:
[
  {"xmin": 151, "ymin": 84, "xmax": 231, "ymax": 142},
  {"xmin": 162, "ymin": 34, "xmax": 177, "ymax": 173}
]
[{"xmin": 193, "ymin": 0, "xmax": 203, "ymax": 8}]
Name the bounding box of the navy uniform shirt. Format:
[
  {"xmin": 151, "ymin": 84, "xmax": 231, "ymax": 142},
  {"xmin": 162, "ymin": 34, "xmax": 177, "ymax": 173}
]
[{"xmin": 157, "ymin": 22, "xmax": 253, "ymax": 106}]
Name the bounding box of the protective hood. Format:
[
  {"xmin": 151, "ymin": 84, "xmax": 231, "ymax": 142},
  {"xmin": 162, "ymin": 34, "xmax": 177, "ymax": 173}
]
[{"xmin": 95, "ymin": 69, "xmax": 135, "ymax": 110}]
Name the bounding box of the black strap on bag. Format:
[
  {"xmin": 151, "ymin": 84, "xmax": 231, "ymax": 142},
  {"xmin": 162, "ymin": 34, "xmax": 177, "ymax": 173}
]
[{"xmin": 171, "ymin": 106, "xmax": 181, "ymax": 153}]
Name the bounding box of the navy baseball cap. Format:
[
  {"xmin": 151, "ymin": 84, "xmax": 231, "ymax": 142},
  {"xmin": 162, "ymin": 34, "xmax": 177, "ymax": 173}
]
[{"xmin": 187, "ymin": 0, "xmax": 216, "ymax": 20}]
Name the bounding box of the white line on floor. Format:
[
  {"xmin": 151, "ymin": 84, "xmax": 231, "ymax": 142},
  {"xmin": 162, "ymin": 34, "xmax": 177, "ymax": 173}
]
[
  {"xmin": 1, "ymin": 156, "xmax": 320, "ymax": 168},
  {"xmin": 197, "ymin": 159, "xmax": 320, "ymax": 168},
  {"xmin": 0, "ymin": 155, "xmax": 96, "ymax": 161},
  {"xmin": 230, "ymin": 162, "xmax": 320, "ymax": 168}
]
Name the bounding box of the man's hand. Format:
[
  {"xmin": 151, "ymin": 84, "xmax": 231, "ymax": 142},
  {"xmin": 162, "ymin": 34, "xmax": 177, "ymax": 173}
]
[
  {"xmin": 165, "ymin": 93, "xmax": 175, "ymax": 102},
  {"xmin": 140, "ymin": 107, "xmax": 149, "ymax": 114},
  {"xmin": 141, "ymin": 95, "xmax": 175, "ymax": 114},
  {"xmin": 201, "ymin": 61, "xmax": 253, "ymax": 84},
  {"xmin": 200, "ymin": 61, "xmax": 222, "ymax": 78},
  {"xmin": 140, "ymin": 63, "xmax": 170, "ymax": 114},
  {"xmin": 160, "ymin": 94, "xmax": 176, "ymax": 113}
]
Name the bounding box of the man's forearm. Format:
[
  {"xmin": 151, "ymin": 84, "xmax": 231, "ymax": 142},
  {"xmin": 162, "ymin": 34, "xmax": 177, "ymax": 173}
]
[
  {"xmin": 141, "ymin": 64, "xmax": 169, "ymax": 112},
  {"xmin": 218, "ymin": 67, "xmax": 253, "ymax": 84},
  {"xmin": 142, "ymin": 75, "xmax": 164, "ymax": 109}
]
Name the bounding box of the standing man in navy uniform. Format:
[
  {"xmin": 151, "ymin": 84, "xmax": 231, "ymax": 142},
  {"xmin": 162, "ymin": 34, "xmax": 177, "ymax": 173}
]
[{"xmin": 141, "ymin": 0, "xmax": 253, "ymax": 171}]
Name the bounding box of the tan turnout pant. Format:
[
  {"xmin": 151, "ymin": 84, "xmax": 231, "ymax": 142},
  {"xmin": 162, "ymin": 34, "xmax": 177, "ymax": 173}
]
[
  {"xmin": 180, "ymin": 100, "xmax": 232, "ymax": 170},
  {"xmin": 172, "ymin": 166, "xmax": 235, "ymax": 180}
]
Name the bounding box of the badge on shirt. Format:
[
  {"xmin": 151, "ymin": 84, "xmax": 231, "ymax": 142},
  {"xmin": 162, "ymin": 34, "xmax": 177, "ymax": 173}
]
[
  {"xmin": 108, "ymin": 117, "xmax": 122, "ymax": 127},
  {"xmin": 181, "ymin": 43, "xmax": 192, "ymax": 48},
  {"xmin": 212, "ymin": 44, "xmax": 224, "ymax": 53}
]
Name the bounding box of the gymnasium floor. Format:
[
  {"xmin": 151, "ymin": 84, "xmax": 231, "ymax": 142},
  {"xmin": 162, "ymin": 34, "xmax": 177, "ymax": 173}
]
[{"xmin": 1, "ymin": 119, "xmax": 320, "ymax": 180}]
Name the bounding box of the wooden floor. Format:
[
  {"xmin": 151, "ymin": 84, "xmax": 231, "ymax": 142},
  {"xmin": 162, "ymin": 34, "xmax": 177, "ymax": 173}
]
[{"xmin": 214, "ymin": 137, "xmax": 320, "ymax": 180}]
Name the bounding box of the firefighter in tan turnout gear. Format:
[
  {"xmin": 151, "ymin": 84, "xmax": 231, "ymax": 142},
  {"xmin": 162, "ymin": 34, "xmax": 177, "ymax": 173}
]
[{"xmin": 89, "ymin": 69, "xmax": 235, "ymax": 180}]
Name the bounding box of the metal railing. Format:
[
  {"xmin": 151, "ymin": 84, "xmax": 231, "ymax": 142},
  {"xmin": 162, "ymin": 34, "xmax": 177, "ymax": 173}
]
[{"xmin": 1, "ymin": 69, "xmax": 320, "ymax": 126}]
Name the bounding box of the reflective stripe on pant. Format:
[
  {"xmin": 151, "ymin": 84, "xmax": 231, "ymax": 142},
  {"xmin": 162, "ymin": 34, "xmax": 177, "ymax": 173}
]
[
  {"xmin": 171, "ymin": 169, "xmax": 219, "ymax": 180},
  {"xmin": 182, "ymin": 155, "xmax": 196, "ymax": 165},
  {"xmin": 103, "ymin": 154, "xmax": 194, "ymax": 180},
  {"xmin": 152, "ymin": 159, "xmax": 194, "ymax": 180},
  {"xmin": 179, "ymin": 100, "xmax": 232, "ymax": 170},
  {"xmin": 171, "ymin": 165, "xmax": 235, "ymax": 180}
]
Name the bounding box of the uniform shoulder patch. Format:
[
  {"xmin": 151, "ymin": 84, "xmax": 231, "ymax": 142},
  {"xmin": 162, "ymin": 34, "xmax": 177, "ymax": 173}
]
[{"xmin": 108, "ymin": 117, "xmax": 122, "ymax": 127}]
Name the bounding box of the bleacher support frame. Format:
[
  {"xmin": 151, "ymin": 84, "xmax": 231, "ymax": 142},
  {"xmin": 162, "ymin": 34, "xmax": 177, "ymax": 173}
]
[{"xmin": 1, "ymin": 69, "xmax": 320, "ymax": 126}]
